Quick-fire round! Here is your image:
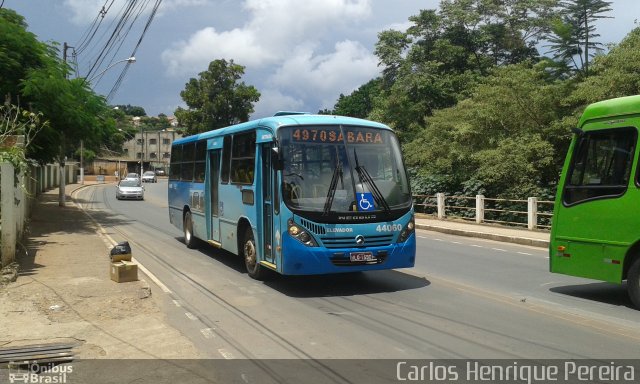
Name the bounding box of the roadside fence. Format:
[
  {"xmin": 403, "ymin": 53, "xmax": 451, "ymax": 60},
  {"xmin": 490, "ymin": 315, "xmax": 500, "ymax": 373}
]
[{"xmin": 413, "ymin": 193, "xmax": 554, "ymax": 231}]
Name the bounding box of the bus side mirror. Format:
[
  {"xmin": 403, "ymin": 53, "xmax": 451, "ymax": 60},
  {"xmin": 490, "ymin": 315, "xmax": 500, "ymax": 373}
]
[{"xmin": 272, "ymin": 146, "xmax": 284, "ymax": 170}]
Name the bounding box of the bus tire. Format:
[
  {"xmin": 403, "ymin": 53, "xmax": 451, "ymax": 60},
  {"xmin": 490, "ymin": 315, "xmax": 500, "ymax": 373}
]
[
  {"xmin": 184, "ymin": 211, "xmax": 197, "ymax": 249},
  {"xmin": 627, "ymin": 257, "xmax": 640, "ymax": 309},
  {"xmin": 242, "ymin": 227, "xmax": 266, "ymax": 280}
]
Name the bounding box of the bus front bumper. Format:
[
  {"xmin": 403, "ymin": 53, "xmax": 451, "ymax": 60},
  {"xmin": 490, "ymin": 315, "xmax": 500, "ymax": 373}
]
[{"xmin": 279, "ymin": 233, "xmax": 416, "ymax": 275}]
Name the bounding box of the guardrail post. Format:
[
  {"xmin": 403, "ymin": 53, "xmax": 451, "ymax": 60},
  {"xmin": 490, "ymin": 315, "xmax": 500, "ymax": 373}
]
[
  {"xmin": 1, "ymin": 162, "xmax": 17, "ymax": 267},
  {"xmin": 528, "ymin": 197, "xmax": 538, "ymax": 230},
  {"xmin": 436, "ymin": 193, "xmax": 445, "ymax": 219},
  {"xmin": 476, "ymin": 195, "xmax": 485, "ymax": 224}
]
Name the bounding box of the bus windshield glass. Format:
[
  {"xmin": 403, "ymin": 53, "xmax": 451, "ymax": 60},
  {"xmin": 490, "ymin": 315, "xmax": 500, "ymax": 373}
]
[{"xmin": 279, "ymin": 125, "xmax": 411, "ymax": 215}]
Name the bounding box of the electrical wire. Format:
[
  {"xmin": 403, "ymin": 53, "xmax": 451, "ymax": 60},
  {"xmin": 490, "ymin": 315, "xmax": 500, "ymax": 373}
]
[{"xmin": 107, "ymin": 0, "xmax": 162, "ymax": 101}]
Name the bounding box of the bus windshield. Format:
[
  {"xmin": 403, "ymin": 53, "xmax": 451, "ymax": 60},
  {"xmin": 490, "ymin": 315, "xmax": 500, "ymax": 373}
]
[{"xmin": 279, "ymin": 125, "xmax": 411, "ymax": 216}]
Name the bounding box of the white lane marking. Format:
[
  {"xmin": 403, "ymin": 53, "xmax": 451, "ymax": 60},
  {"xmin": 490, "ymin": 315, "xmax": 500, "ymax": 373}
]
[
  {"xmin": 200, "ymin": 328, "xmax": 216, "ymax": 339},
  {"xmin": 132, "ymin": 256, "xmax": 172, "ymax": 294},
  {"xmin": 218, "ymin": 348, "xmax": 234, "ymax": 359},
  {"xmin": 418, "ymin": 234, "xmax": 545, "ymax": 256},
  {"xmin": 172, "ymin": 299, "xmax": 182, "ymax": 307},
  {"xmin": 185, "ymin": 312, "xmax": 198, "ymax": 321}
]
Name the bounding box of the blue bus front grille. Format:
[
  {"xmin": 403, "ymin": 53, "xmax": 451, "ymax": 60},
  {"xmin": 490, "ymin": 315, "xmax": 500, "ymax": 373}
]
[
  {"xmin": 300, "ymin": 218, "xmax": 326, "ymax": 235},
  {"xmin": 320, "ymin": 234, "xmax": 394, "ymax": 249}
]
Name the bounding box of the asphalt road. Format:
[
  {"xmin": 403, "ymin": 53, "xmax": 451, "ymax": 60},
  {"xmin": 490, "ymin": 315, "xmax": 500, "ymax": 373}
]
[{"xmin": 76, "ymin": 180, "xmax": 640, "ymax": 361}]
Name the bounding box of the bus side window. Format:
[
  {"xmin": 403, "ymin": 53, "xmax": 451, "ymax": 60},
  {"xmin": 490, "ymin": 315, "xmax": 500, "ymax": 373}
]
[
  {"xmin": 221, "ymin": 136, "xmax": 232, "ymax": 184},
  {"xmin": 230, "ymin": 132, "xmax": 256, "ymax": 185},
  {"xmin": 194, "ymin": 140, "xmax": 207, "ymax": 182},
  {"xmin": 170, "ymin": 144, "xmax": 182, "ymax": 180},
  {"xmin": 181, "ymin": 142, "xmax": 195, "ymax": 182}
]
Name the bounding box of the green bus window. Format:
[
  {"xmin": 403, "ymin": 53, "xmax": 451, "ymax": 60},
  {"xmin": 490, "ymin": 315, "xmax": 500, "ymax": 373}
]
[{"xmin": 563, "ymin": 128, "xmax": 637, "ymax": 205}]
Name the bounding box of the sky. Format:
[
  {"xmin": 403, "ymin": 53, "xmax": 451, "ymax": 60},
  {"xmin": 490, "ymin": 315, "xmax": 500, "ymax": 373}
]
[{"xmin": 3, "ymin": 0, "xmax": 638, "ymax": 119}]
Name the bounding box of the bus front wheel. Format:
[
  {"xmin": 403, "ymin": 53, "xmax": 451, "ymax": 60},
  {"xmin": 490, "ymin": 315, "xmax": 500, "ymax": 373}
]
[
  {"xmin": 242, "ymin": 227, "xmax": 266, "ymax": 280},
  {"xmin": 184, "ymin": 211, "xmax": 197, "ymax": 249},
  {"xmin": 628, "ymin": 257, "xmax": 640, "ymax": 309}
]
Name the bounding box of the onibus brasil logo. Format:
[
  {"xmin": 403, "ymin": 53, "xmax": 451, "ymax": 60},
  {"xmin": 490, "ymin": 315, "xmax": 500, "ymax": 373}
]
[{"xmin": 6, "ymin": 362, "xmax": 72, "ymax": 384}]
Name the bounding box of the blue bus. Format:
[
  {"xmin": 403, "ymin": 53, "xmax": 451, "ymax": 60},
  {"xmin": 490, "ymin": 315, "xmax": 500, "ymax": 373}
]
[{"xmin": 168, "ymin": 113, "xmax": 416, "ymax": 279}]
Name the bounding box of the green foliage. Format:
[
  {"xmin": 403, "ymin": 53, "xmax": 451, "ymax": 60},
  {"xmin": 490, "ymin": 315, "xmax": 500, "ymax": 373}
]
[
  {"xmin": 0, "ymin": 8, "xmax": 58, "ymax": 104},
  {"xmin": 328, "ymin": 78, "xmax": 383, "ymax": 118},
  {"xmin": 113, "ymin": 104, "xmax": 147, "ymax": 116},
  {"xmin": 21, "ymin": 68, "xmax": 111, "ymax": 163},
  {"xmin": 405, "ymin": 61, "xmax": 572, "ymax": 197},
  {"xmin": 546, "ymin": 0, "xmax": 613, "ymax": 76},
  {"xmin": 569, "ymin": 27, "xmax": 640, "ymax": 104},
  {"xmin": 1, "ymin": 8, "xmax": 116, "ymax": 165},
  {"xmin": 0, "ymin": 103, "xmax": 47, "ymax": 184},
  {"xmin": 369, "ymin": 1, "xmax": 558, "ymax": 139},
  {"xmin": 175, "ymin": 59, "xmax": 260, "ymax": 136}
]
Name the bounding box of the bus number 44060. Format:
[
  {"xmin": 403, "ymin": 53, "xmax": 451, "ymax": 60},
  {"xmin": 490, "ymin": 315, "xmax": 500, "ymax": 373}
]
[{"xmin": 376, "ymin": 224, "xmax": 401, "ymax": 232}]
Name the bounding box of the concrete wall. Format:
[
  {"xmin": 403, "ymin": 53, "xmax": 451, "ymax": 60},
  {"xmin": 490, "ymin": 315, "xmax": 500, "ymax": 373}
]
[{"xmin": 1, "ymin": 162, "xmax": 77, "ymax": 267}]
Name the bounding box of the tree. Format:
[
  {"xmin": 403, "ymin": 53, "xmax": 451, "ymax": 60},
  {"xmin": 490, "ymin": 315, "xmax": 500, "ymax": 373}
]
[
  {"xmin": 546, "ymin": 0, "xmax": 612, "ymax": 77},
  {"xmin": 2, "ymin": 8, "xmax": 114, "ymax": 165},
  {"xmin": 113, "ymin": 104, "xmax": 147, "ymax": 116},
  {"xmin": 369, "ymin": 1, "xmax": 557, "ymax": 137},
  {"xmin": 568, "ymin": 27, "xmax": 640, "ymax": 104},
  {"xmin": 0, "ymin": 8, "xmax": 58, "ymax": 104},
  {"xmin": 404, "ymin": 61, "xmax": 572, "ymax": 198},
  {"xmin": 175, "ymin": 59, "xmax": 260, "ymax": 136},
  {"xmin": 324, "ymin": 78, "xmax": 383, "ymax": 118}
]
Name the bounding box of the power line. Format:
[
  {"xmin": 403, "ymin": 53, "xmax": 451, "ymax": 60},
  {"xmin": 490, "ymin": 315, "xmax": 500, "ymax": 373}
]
[{"xmin": 108, "ymin": 0, "xmax": 162, "ymax": 101}]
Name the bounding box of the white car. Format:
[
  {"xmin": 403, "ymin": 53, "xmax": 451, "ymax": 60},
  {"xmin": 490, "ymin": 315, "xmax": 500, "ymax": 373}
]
[
  {"xmin": 123, "ymin": 172, "xmax": 140, "ymax": 181},
  {"xmin": 141, "ymin": 171, "xmax": 157, "ymax": 183},
  {"xmin": 116, "ymin": 180, "xmax": 144, "ymax": 200}
]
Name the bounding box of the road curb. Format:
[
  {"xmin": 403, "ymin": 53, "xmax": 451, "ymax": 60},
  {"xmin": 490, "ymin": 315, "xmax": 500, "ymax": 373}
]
[{"xmin": 415, "ymin": 223, "xmax": 549, "ymax": 249}]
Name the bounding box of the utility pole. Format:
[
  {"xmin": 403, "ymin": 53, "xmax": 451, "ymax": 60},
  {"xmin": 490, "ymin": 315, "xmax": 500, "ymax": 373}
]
[{"xmin": 59, "ymin": 42, "xmax": 73, "ymax": 207}]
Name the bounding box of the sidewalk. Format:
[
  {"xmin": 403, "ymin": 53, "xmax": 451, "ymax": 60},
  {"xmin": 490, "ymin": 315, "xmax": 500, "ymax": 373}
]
[
  {"xmin": 415, "ymin": 214, "xmax": 550, "ymax": 248},
  {"xmin": 0, "ymin": 182, "xmax": 201, "ymax": 359}
]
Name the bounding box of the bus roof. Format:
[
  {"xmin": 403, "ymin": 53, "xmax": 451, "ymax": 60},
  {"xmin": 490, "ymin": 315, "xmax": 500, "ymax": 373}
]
[
  {"xmin": 579, "ymin": 94, "xmax": 640, "ymax": 127},
  {"xmin": 172, "ymin": 114, "xmax": 392, "ymax": 145}
]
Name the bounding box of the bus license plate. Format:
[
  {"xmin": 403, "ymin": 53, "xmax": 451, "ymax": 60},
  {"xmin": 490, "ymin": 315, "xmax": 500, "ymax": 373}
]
[{"xmin": 350, "ymin": 252, "xmax": 375, "ymax": 262}]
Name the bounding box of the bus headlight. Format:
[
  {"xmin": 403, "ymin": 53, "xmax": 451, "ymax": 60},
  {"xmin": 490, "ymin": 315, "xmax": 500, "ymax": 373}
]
[
  {"xmin": 288, "ymin": 219, "xmax": 318, "ymax": 247},
  {"xmin": 397, "ymin": 214, "xmax": 415, "ymax": 243}
]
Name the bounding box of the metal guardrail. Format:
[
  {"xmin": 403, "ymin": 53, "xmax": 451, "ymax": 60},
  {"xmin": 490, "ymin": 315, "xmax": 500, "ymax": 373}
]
[{"xmin": 413, "ymin": 194, "xmax": 554, "ymax": 230}]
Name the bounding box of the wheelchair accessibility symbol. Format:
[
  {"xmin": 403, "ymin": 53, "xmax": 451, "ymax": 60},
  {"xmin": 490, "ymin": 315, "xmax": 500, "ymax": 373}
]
[{"xmin": 358, "ymin": 192, "xmax": 375, "ymax": 211}]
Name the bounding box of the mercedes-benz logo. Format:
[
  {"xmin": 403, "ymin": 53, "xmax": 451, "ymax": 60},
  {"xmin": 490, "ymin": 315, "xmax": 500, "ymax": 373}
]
[{"xmin": 355, "ymin": 235, "xmax": 365, "ymax": 245}]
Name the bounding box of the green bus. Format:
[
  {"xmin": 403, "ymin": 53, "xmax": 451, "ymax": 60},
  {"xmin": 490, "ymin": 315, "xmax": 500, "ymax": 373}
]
[{"xmin": 550, "ymin": 95, "xmax": 640, "ymax": 308}]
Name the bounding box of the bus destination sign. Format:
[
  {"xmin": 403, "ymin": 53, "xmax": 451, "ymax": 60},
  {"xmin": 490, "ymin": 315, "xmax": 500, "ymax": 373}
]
[{"xmin": 292, "ymin": 128, "xmax": 385, "ymax": 144}]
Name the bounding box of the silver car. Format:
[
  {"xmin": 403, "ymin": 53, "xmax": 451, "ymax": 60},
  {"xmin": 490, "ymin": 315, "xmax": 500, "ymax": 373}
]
[
  {"xmin": 123, "ymin": 172, "xmax": 140, "ymax": 181},
  {"xmin": 116, "ymin": 179, "xmax": 144, "ymax": 200},
  {"xmin": 141, "ymin": 171, "xmax": 157, "ymax": 183}
]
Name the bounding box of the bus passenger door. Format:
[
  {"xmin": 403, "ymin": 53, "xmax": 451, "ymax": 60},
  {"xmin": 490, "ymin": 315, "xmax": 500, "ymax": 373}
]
[
  {"xmin": 208, "ymin": 150, "xmax": 221, "ymax": 245},
  {"xmin": 261, "ymin": 143, "xmax": 275, "ymax": 265}
]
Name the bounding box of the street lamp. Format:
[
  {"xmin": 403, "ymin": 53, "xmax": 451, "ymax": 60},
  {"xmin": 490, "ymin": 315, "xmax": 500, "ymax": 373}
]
[{"xmin": 87, "ymin": 57, "xmax": 136, "ymax": 83}]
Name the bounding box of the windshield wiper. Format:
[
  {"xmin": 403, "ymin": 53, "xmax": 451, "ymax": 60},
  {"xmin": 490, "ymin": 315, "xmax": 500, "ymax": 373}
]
[
  {"xmin": 353, "ymin": 149, "xmax": 391, "ymax": 214},
  {"xmin": 323, "ymin": 147, "xmax": 343, "ymax": 216}
]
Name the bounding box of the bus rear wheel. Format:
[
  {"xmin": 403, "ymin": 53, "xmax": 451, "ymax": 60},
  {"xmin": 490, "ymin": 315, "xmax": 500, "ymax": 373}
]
[
  {"xmin": 242, "ymin": 227, "xmax": 266, "ymax": 280},
  {"xmin": 184, "ymin": 211, "xmax": 197, "ymax": 249},
  {"xmin": 627, "ymin": 257, "xmax": 640, "ymax": 309}
]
